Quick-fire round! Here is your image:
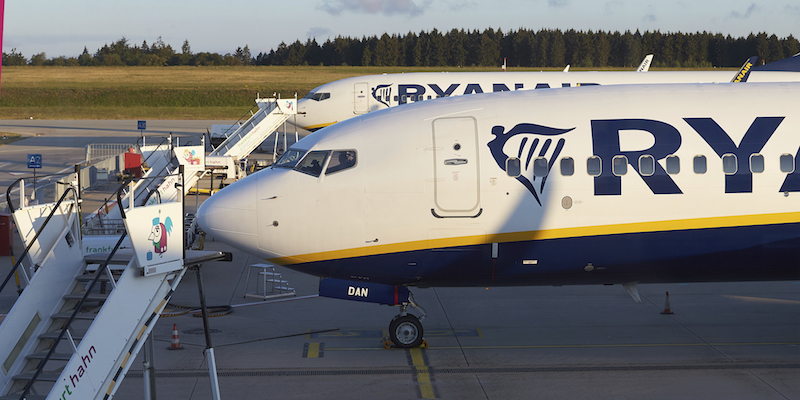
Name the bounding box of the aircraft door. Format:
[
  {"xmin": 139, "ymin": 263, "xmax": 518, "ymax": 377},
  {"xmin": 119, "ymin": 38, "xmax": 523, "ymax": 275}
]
[
  {"xmin": 354, "ymin": 82, "xmax": 369, "ymax": 114},
  {"xmin": 432, "ymin": 117, "xmax": 482, "ymax": 218}
]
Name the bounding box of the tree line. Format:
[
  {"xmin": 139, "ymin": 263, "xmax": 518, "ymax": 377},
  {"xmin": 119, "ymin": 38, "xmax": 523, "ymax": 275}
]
[{"xmin": 4, "ymin": 29, "xmax": 798, "ymax": 69}]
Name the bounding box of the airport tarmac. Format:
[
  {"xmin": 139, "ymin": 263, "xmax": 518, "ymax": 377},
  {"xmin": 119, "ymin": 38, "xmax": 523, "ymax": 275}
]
[{"xmin": 1, "ymin": 121, "xmax": 799, "ymax": 400}]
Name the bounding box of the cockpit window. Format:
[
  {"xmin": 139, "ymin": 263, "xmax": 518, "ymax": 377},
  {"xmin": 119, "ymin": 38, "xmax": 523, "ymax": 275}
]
[
  {"xmin": 326, "ymin": 150, "xmax": 357, "ymax": 174},
  {"xmin": 304, "ymin": 92, "xmax": 331, "ymax": 101},
  {"xmin": 294, "ymin": 151, "xmax": 329, "ymax": 177},
  {"xmin": 273, "ymin": 149, "xmax": 306, "ymax": 168}
]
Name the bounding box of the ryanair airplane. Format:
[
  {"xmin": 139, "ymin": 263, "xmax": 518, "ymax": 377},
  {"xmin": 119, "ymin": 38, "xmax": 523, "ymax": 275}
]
[
  {"xmin": 199, "ymin": 82, "xmax": 800, "ymax": 348},
  {"xmin": 295, "ymin": 54, "xmax": 800, "ymax": 131}
]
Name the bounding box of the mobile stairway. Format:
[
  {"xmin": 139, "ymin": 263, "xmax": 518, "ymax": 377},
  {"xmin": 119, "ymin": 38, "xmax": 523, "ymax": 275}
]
[
  {"xmin": 82, "ymin": 96, "xmax": 296, "ymax": 247},
  {"xmin": 209, "ymin": 96, "xmax": 297, "ymax": 165},
  {"xmin": 0, "ymin": 175, "xmax": 225, "ymax": 400}
]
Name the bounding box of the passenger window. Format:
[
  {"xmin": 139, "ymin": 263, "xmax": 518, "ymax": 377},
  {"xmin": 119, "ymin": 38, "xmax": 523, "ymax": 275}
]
[
  {"xmin": 326, "ymin": 150, "xmax": 357, "ymax": 174},
  {"xmin": 693, "ymin": 155, "xmax": 707, "ymax": 174},
  {"xmin": 722, "ymin": 154, "xmax": 737, "ymax": 175},
  {"xmin": 533, "ymin": 157, "xmax": 548, "ymax": 177},
  {"xmin": 295, "ymin": 151, "xmax": 329, "ymax": 177},
  {"xmin": 560, "ymin": 157, "xmax": 574, "ymax": 176},
  {"xmin": 612, "ymin": 156, "xmax": 627, "ymax": 176},
  {"xmin": 587, "ymin": 156, "xmax": 601, "ymax": 177},
  {"xmin": 639, "ymin": 155, "xmax": 655, "ymax": 176},
  {"xmin": 274, "ymin": 149, "xmax": 306, "ymax": 169},
  {"xmin": 750, "ymin": 154, "xmax": 764, "ymax": 173},
  {"xmin": 780, "ymin": 154, "xmax": 794, "ymax": 173},
  {"xmin": 309, "ymin": 92, "xmax": 330, "ymax": 101},
  {"xmin": 506, "ymin": 158, "xmax": 521, "ymax": 177},
  {"xmin": 666, "ymin": 155, "xmax": 680, "ymax": 174}
]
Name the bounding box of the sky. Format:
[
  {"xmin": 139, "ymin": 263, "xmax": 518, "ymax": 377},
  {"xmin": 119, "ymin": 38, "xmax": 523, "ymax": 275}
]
[{"xmin": 4, "ymin": 0, "xmax": 800, "ymax": 59}]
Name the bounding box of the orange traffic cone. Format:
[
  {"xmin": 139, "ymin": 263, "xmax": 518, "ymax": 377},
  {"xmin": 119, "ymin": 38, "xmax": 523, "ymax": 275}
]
[
  {"xmin": 661, "ymin": 291, "xmax": 674, "ymax": 315},
  {"xmin": 168, "ymin": 323, "xmax": 184, "ymax": 350}
]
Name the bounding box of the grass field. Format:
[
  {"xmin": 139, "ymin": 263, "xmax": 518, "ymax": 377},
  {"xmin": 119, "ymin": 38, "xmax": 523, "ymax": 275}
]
[{"xmin": 0, "ymin": 65, "xmax": 723, "ymax": 120}]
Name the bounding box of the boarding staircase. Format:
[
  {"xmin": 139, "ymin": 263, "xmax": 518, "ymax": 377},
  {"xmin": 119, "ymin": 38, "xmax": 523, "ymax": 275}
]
[
  {"xmin": 82, "ymin": 96, "xmax": 296, "ymax": 242},
  {"xmin": 210, "ymin": 96, "xmax": 296, "ymax": 160},
  {"xmin": 0, "ymin": 177, "xmax": 222, "ymax": 400}
]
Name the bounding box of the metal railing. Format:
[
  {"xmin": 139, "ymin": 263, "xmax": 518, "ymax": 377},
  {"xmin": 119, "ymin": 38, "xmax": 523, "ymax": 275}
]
[
  {"xmin": 0, "ymin": 182, "xmax": 78, "ymax": 295},
  {"xmin": 85, "ymin": 143, "xmax": 136, "ymax": 164},
  {"xmin": 17, "ymin": 231, "xmax": 127, "ymax": 400}
]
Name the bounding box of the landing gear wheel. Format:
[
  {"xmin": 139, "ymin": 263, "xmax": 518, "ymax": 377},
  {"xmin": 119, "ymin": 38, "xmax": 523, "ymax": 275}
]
[{"xmin": 389, "ymin": 314, "xmax": 424, "ymax": 348}]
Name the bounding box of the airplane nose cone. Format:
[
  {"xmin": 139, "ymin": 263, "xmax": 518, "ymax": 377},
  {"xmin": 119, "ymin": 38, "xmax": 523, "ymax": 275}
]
[{"xmin": 197, "ymin": 175, "xmax": 259, "ymax": 255}]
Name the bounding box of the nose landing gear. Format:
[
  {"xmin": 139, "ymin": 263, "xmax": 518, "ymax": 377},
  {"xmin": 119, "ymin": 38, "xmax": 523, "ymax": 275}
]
[{"xmin": 383, "ymin": 294, "xmax": 428, "ymax": 348}]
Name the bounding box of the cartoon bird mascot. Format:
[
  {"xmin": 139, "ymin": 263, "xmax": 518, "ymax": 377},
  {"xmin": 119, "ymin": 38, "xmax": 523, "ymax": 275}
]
[{"xmin": 148, "ymin": 213, "xmax": 173, "ymax": 257}]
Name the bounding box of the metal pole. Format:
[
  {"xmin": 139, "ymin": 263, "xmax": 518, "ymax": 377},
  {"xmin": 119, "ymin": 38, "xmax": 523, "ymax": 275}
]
[
  {"xmin": 180, "ymin": 165, "xmax": 185, "ymax": 260},
  {"xmin": 148, "ymin": 334, "xmax": 157, "ymax": 400},
  {"xmin": 283, "ymin": 122, "xmax": 287, "ymax": 156},
  {"xmin": 142, "ymin": 334, "xmax": 157, "ymax": 400},
  {"xmin": 195, "ymin": 266, "xmax": 221, "ymax": 400},
  {"xmin": 142, "ymin": 359, "xmax": 151, "ymax": 400},
  {"xmin": 75, "ymin": 164, "xmax": 82, "ymax": 237},
  {"xmin": 272, "ymin": 131, "xmax": 278, "ymax": 164}
]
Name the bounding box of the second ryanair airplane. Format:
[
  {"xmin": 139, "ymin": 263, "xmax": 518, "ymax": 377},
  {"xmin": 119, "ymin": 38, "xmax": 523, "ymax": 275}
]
[
  {"xmin": 199, "ymin": 82, "xmax": 800, "ymax": 348},
  {"xmin": 295, "ymin": 54, "xmax": 800, "ymax": 131}
]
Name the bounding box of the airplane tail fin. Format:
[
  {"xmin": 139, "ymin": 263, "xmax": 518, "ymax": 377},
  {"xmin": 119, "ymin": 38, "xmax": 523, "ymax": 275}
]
[
  {"xmin": 731, "ymin": 56, "xmax": 758, "ymax": 82},
  {"xmin": 752, "ymin": 52, "xmax": 800, "ymax": 72},
  {"xmin": 636, "ymin": 54, "xmax": 654, "ymax": 72}
]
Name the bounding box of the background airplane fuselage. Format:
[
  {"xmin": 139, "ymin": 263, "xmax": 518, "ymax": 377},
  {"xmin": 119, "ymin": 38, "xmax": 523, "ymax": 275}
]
[{"xmin": 295, "ymin": 70, "xmax": 800, "ymax": 131}]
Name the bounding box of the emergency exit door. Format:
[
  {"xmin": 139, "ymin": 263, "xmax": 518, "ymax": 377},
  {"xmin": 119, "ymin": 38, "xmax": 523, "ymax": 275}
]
[
  {"xmin": 354, "ymin": 82, "xmax": 369, "ymax": 114},
  {"xmin": 432, "ymin": 117, "xmax": 481, "ymax": 218}
]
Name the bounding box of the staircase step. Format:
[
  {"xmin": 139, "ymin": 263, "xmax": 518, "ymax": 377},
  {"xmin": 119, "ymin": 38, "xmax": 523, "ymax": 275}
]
[
  {"xmin": 26, "ymin": 351, "xmax": 73, "ymax": 361},
  {"xmin": 0, "ymin": 394, "xmax": 46, "ymax": 400},
  {"xmin": 63, "ymin": 292, "xmax": 109, "ymax": 301},
  {"xmin": 39, "ymin": 331, "xmax": 83, "ymax": 341},
  {"xmin": 51, "ymin": 312, "xmax": 98, "ymax": 321},
  {"xmin": 75, "ymin": 274, "xmax": 112, "ymax": 283},
  {"xmin": 13, "ymin": 371, "xmax": 61, "ymax": 382}
]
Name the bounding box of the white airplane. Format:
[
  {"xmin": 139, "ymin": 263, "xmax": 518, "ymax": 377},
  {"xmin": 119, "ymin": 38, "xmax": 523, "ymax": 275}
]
[
  {"xmin": 198, "ymin": 82, "xmax": 800, "ymax": 348},
  {"xmin": 295, "ymin": 54, "xmax": 800, "ymax": 132}
]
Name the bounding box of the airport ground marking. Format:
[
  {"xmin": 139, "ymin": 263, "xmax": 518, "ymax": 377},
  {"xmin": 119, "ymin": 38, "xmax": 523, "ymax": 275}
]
[
  {"xmin": 408, "ymin": 347, "xmax": 437, "ymax": 399},
  {"xmin": 303, "ymin": 342, "xmax": 324, "ymax": 358},
  {"xmin": 324, "ymin": 341, "xmax": 800, "ymax": 352}
]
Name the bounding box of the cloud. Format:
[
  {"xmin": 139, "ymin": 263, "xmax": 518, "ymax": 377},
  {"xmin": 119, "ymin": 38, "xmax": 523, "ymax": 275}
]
[
  {"xmin": 604, "ymin": 0, "xmax": 624, "ymax": 16},
  {"xmin": 729, "ymin": 3, "xmax": 757, "ymax": 19},
  {"xmin": 317, "ymin": 0, "xmax": 431, "ymax": 17},
  {"xmin": 307, "ymin": 27, "xmax": 333, "ymax": 39},
  {"xmin": 547, "ymin": 0, "xmax": 569, "ymax": 8},
  {"xmin": 643, "ymin": 13, "xmax": 656, "ymax": 22},
  {"xmin": 784, "ymin": 4, "xmax": 800, "ymax": 15},
  {"xmin": 447, "ymin": 1, "xmax": 477, "ymax": 11}
]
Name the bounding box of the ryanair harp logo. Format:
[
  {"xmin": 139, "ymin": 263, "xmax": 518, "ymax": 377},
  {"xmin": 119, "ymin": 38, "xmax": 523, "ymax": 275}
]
[
  {"xmin": 488, "ymin": 123, "xmax": 575, "ymax": 205},
  {"xmin": 372, "ymin": 84, "xmax": 392, "ymax": 107}
]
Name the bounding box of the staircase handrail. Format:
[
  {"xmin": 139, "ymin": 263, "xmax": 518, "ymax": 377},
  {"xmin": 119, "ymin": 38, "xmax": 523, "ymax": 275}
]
[
  {"xmin": 0, "ymin": 184, "xmax": 77, "ymax": 296},
  {"xmin": 17, "ymin": 230, "xmax": 128, "ymax": 400}
]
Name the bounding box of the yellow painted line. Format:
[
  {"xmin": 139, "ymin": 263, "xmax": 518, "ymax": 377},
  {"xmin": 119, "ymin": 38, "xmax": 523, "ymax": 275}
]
[
  {"xmin": 324, "ymin": 341, "xmax": 800, "ymax": 351},
  {"xmin": 307, "ymin": 342, "xmax": 320, "ymax": 358},
  {"xmin": 723, "ymin": 295, "xmax": 800, "ymax": 305},
  {"xmin": 268, "ymin": 211, "xmax": 800, "ymax": 265},
  {"xmin": 409, "ymin": 348, "xmax": 436, "ymax": 399}
]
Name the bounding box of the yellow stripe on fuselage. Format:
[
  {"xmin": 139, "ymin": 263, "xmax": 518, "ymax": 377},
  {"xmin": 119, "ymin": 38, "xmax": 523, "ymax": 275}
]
[
  {"xmin": 268, "ymin": 211, "xmax": 800, "ymax": 265},
  {"xmin": 302, "ymin": 122, "xmax": 337, "ymax": 131}
]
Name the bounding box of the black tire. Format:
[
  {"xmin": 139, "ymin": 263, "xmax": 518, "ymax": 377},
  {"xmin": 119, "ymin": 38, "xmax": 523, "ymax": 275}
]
[{"xmin": 389, "ymin": 315, "xmax": 424, "ymax": 348}]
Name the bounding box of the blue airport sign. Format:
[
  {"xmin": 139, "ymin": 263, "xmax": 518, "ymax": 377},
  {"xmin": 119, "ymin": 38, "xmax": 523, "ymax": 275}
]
[
  {"xmin": 27, "ymin": 154, "xmax": 42, "ymax": 169},
  {"xmin": 138, "ymin": 120, "xmax": 147, "ymax": 130}
]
